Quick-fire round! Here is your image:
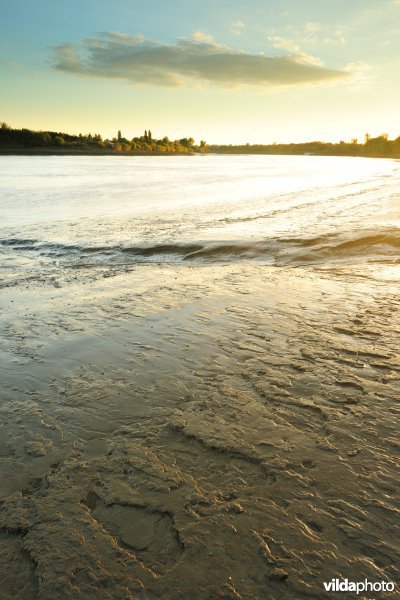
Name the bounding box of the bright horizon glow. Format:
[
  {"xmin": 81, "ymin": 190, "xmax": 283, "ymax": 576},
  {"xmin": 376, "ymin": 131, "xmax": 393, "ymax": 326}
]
[{"xmin": 1, "ymin": 0, "xmax": 400, "ymax": 144}]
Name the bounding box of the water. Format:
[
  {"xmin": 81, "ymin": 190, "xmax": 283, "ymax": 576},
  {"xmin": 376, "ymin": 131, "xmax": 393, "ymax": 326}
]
[
  {"xmin": 0, "ymin": 155, "xmax": 399, "ymax": 599},
  {"xmin": 1, "ymin": 155, "xmax": 399, "ymax": 285}
]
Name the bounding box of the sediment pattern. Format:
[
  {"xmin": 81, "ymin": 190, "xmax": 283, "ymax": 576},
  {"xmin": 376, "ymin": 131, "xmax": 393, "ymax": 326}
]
[{"xmin": 1, "ymin": 264, "xmax": 398, "ymax": 598}]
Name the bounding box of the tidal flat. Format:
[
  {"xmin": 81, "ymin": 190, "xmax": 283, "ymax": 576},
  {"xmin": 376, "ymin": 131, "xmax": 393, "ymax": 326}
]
[{"xmin": 0, "ymin": 155, "xmax": 399, "ymax": 598}]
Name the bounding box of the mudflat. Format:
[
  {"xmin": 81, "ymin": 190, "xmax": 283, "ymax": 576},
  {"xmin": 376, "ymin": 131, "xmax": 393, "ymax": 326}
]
[
  {"xmin": 0, "ymin": 155, "xmax": 399, "ymax": 599},
  {"xmin": 1, "ymin": 263, "xmax": 399, "ymax": 599}
]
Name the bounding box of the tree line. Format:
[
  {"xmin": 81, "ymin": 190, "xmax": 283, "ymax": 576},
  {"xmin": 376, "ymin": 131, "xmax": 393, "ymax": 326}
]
[
  {"xmin": 209, "ymin": 133, "xmax": 400, "ymax": 159},
  {"xmin": 1, "ymin": 122, "xmax": 400, "ymax": 158},
  {"xmin": 0, "ymin": 123, "xmax": 209, "ymax": 154}
]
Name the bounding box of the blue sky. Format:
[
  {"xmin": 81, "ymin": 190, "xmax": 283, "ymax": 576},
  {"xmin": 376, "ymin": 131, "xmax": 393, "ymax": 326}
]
[{"xmin": 1, "ymin": 0, "xmax": 400, "ymax": 143}]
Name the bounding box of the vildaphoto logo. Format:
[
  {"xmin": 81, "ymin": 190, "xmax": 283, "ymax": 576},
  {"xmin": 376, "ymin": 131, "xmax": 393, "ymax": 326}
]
[{"xmin": 323, "ymin": 579, "xmax": 395, "ymax": 595}]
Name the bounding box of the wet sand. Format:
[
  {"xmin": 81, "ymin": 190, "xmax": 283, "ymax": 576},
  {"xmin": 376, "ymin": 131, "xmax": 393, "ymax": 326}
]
[{"xmin": 0, "ymin": 262, "xmax": 399, "ymax": 599}]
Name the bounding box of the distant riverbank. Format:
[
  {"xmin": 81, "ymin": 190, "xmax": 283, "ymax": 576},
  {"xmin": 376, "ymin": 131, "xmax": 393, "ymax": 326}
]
[
  {"xmin": 208, "ymin": 141, "xmax": 400, "ymax": 160},
  {"xmin": 0, "ymin": 146, "xmax": 193, "ymax": 156},
  {"xmin": 2, "ymin": 145, "xmax": 400, "ymax": 160},
  {"xmin": 2, "ymin": 123, "xmax": 400, "ymax": 159},
  {"xmin": 1, "ymin": 147, "xmax": 399, "ymax": 160}
]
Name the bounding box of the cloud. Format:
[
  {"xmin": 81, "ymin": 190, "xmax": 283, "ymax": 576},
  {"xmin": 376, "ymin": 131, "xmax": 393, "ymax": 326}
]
[
  {"xmin": 343, "ymin": 61, "xmax": 373, "ymax": 89},
  {"xmin": 323, "ymin": 26, "xmax": 348, "ymax": 45},
  {"xmin": 6, "ymin": 60, "xmax": 22, "ymax": 69},
  {"xmin": 305, "ymin": 22, "xmax": 320, "ymax": 33},
  {"xmin": 191, "ymin": 31, "xmax": 214, "ymax": 43},
  {"xmin": 267, "ymin": 36, "xmax": 323, "ymax": 67},
  {"xmin": 231, "ymin": 21, "xmax": 245, "ymax": 36},
  {"xmin": 51, "ymin": 32, "xmax": 349, "ymax": 90},
  {"xmin": 268, "ymin": 35, "xmax": 301, "ymax": 54},
  {"xmin": 271, "ymin": 22, "xmax": 352, "ymax": 48}
]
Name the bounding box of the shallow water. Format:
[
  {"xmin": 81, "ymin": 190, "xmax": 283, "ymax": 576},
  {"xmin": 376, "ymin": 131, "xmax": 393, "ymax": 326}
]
[
  {"xmin": 1, "ymin": 155, "xmax": 400, "ymax": 277},
  {"xmin": 0, "ymin": 155, "xmax": 399, "ymax": 599}
]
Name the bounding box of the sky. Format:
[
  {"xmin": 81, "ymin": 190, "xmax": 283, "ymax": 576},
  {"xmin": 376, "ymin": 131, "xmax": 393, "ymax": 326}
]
[{"xmin": 1, "ymin": 0, "xmax": 400, "ymax": 144}]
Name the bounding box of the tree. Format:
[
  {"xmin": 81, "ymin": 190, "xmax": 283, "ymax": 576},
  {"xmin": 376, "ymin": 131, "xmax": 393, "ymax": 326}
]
[
  {"xmin": 41, "ymin": 133, "xmax": 52, "ymax": 145},
  {"xmin": 179, "ymin": 137, "xmax": 195, "ymax": 149},
  {"xmin": 199, "ymin": 140, "xmax": 208, "ymax": 153},
  {"xmin": 117, "ymin": 130, "xmax": 122, "ymax": 141}
]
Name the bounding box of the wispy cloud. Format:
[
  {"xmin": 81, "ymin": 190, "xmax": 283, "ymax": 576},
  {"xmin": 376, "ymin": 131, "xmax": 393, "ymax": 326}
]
[
  {"xmin": 268, "ymin": 35, "xmax": 301, "ymax": 54},
  {"xmin": 267, "ymin": 36, "xmax": 323, "ymax": 67},
  {"xmin": 51, "ymin": 32, "xmax": 349, "ymax": 90},
  {"xmin": 343, "ymin": 61, "xmax": 373, "ymax": 89},
  {"xmin": 304, "ymin": 22, "xmax": 321, "ymax": 41},
  {"xmin": 269, "ymin": 22, "xmax": 352, "ymax": 49},
  {"xmin": 323, "ymin": 26, "xmax": 349, "ymax": 45},
  {"xmin": 305, "ymin": 22, "xmax": 321, "ymax": 33},
  {"xmin": 191, "ymin": 31, "xmax": 214, "ymax": 43},
  {"xmin": 231, "ymin": 21, "xmax": 245, "ymax": 36},
  {"xmin": 6, "ymin": 60, "xmax": 23, "ymax": 69}
]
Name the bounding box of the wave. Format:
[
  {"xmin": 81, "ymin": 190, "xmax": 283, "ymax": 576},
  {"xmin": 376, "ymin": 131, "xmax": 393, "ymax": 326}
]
[
  {"xmin": 334, "ymin": 234, "xmax": 400, "ymax": 251},
  {"xmin": 0, "ymin": 238, "xmax": 39, "ymax": 250},
  {"xmin": 1, "ymin": 229, "xmax": 399, "ymax": 267},
  {"xmin": 290, "ymin": 231, "xmax": 400, "ymax": 265},
  {"xmin": 121, "ymin": 243, "xmax": 204, "ymax": 257}
]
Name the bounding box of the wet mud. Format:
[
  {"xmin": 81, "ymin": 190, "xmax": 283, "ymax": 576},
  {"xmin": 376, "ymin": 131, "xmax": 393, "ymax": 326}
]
[{"xmin": 0, "ymin": 263, "xmax": 399, "ymax": 598}]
